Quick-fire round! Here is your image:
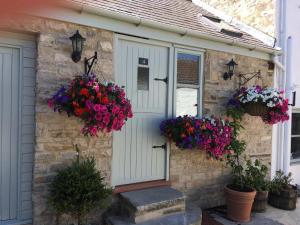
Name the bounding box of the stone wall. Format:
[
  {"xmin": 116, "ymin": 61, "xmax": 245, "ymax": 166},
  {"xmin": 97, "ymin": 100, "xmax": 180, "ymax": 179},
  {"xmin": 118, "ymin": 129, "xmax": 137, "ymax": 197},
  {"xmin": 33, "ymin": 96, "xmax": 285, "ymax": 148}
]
[
  {"xmin": 0, "ymin": 16, "xmax": 114, "ymax": 225},
  {"xmin": 201, "ymin": 0, "xmax": 275, "ymax": 36},
  {"xmin": 169, "ymin": 50, "xmax": 273, "ymax": 209}
]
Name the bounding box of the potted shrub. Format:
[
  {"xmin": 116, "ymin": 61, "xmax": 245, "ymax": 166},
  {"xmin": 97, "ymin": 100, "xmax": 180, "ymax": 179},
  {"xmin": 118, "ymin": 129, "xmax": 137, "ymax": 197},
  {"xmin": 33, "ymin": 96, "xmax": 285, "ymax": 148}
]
[
  {"xmin": 244, "ymin": 159, "xmax": 270, "ymax": 212},
  {"xmin": 225, "ymin": 106, "xmax": 256, "ymax": 222},
  {"xmin": 268, "ymin": 171, "xmax": 298, "ymax": 210},
  {"xmin": 227, "ymin": 85, "xmax": 289, "ymax": 124},
  {"xmin": 48, "ymin": 147, "xmax": 112, "ymax": 225}
]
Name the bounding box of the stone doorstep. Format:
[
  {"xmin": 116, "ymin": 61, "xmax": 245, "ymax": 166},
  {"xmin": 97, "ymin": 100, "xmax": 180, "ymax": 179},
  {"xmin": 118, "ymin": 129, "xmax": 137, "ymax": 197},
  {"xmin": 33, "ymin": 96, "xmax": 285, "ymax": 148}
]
[
  {"xmin": 106, "ymin": 202, "xmax": 202, "ymax": 225},
  {"xmin": 119, "ymin": 187, "xmax": 186, "ymax": 223}
]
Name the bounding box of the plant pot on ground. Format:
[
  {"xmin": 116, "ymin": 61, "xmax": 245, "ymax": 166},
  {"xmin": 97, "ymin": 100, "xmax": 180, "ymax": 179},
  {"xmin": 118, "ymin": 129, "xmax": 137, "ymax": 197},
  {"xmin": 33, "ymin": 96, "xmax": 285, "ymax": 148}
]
[
  {"xmin": 225, "ymin": 104, "xmax": 260, "ymax": 222},
  {"xmin": 268, "ymin": 171, "xmax": 298, "ymax": 210},
  {"xmin": 225, "ymin": 125, "xmax": 256, "ymax": 222},
  {"xmin": 224, "ymin": 184, "xmax": 256, "ymax": 222},
  {"xmin": 245, "ymin": 159, "xmax": 270, "ymax": 212}
]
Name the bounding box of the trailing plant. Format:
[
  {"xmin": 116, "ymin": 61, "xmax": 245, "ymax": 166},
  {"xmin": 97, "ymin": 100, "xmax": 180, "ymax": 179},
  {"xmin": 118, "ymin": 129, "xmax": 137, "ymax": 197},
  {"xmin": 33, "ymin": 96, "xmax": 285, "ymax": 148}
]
[
  {"xmin": 160, "ymin": 115, "xmax": 233, "ymax": 159},
  {"xmin": 270, "ymin": 170, "xmax": 293, "ymax": 194},
  {"xmin": 244, "ymin": 159, "xmax": 270, "ymax": 192},
  {"xmin": 48, "ymin": 146, "xmax": 112, "ymax": 225},
  {"xmin": 48, "ymin": 73, "xmax": 133, "ymax": 136},
  {"xmin": 227, "ymin": 85, "xmax": 289, "ymax": 125}
]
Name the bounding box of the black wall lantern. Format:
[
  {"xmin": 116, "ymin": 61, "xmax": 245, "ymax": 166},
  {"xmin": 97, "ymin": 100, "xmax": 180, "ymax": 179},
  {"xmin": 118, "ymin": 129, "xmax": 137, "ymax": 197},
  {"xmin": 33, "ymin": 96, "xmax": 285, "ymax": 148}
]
[
  {"xmin": 70, "ymin": 30, "xmax": 86, "ymax": 63},
  {"xmin": 223, "ymin": 58, "xmax": 238, "ymax": 80}
]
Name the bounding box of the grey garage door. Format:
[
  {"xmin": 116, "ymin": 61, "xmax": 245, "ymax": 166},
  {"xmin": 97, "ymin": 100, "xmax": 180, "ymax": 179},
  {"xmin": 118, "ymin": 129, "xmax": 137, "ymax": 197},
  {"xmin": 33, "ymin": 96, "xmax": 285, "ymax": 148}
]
[{"xmin": 0, "ymin": 32, "xmax": 36, "ymax": 225}]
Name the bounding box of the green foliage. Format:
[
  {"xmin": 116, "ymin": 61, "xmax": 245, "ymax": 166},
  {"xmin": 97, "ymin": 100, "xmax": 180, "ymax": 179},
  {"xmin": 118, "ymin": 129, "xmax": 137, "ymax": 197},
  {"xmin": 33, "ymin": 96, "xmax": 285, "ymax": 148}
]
[
  {"xmin": 270, "ymin": 170, "xmax": 293, "ymax": 194},
  {"xmin": 245, "ymin": 159, "xmax": 270, "ymax": 192},
  {"xmin": 226, "ymin": 106, "xmax": 248, "ymax": 191},
  {"xmin": 48, "ymin": 150, "xmax": 112, "ymax": 225}
]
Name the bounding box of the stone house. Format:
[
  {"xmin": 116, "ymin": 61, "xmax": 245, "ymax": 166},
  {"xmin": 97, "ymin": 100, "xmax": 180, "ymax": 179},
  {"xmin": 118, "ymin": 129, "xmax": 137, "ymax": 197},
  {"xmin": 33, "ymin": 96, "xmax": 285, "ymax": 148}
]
[{"xmin": 0, "ymin": 0, "xmax": 281, "ymax": 225}]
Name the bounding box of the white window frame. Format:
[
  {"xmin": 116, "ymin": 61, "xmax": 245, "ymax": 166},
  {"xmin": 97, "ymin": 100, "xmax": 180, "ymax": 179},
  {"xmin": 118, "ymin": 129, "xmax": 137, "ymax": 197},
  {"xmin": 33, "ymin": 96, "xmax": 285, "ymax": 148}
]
[
  {"xmin": 291, "ymin": 110, "xmax": 300, "ymax": 164},
  {"xmin": 173, "ymin": 48, "xmax": 204, "ymax": 117}
]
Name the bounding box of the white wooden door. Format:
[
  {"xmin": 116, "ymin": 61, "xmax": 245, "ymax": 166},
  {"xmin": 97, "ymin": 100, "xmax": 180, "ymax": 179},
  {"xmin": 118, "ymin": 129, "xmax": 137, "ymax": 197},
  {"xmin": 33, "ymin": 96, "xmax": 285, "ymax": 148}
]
[
  {"xmin": 112, "ymin": 38, "xmax": 169, "ymax": 186},
  {"xmin": 0, "ymin": 46, "xmax": 20, "ymax": 221}
]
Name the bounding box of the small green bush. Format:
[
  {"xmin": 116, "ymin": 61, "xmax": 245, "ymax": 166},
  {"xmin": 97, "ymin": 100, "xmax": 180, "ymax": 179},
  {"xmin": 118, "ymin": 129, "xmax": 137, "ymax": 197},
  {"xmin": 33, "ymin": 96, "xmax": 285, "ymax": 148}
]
[
  {"xmin": 270, "ymin": 170, "xmax": 293, "ymax": 194},
  {"xmin": 244, "ymin": 159, "xmax": 270, "ymax": 192},
  {"xmin": 48, "ymin": 153, "xmax": 111, "ymax": 225}
]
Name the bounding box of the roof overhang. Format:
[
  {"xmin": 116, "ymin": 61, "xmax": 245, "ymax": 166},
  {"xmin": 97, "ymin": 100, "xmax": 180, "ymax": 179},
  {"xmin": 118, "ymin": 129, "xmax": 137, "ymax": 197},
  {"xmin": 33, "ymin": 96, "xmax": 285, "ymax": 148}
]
[{"xmin": 23, "ymin": 1, "xmax": 282, "ymax": 59}]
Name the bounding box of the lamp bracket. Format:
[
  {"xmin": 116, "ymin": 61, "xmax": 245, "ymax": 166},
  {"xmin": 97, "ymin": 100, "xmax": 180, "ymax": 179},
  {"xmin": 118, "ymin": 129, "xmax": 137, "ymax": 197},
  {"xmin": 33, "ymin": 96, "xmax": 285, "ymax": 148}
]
[
  {"xmin": 238, "ymin": 70, "xmax": 261, "ymax": 87},
  {"xmin": 85, "ymin": 51, "xmax": 98, "ymax": 75}
]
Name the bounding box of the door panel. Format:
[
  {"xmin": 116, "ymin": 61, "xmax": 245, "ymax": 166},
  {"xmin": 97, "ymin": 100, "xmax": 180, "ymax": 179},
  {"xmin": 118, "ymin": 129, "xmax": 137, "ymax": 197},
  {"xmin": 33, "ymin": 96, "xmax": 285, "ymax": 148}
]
[
  {"xmin": 112, "ymin": 39, "xmax": 169, "ymax": 186},
  {"xmin": 0, "ymin": 46, "xmax": 20, "ymax": 221}
]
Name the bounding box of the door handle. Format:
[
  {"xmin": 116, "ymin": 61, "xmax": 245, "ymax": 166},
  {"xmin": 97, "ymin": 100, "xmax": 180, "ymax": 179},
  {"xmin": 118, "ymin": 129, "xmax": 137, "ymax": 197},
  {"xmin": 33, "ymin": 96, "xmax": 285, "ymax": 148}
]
[
  {"xmin": 152, "ymin": 143, "xmax": 167, "ymax": 150},
  {"xmin": 154, "ymin": 77, "xmax": 168, "ymax": 83}
]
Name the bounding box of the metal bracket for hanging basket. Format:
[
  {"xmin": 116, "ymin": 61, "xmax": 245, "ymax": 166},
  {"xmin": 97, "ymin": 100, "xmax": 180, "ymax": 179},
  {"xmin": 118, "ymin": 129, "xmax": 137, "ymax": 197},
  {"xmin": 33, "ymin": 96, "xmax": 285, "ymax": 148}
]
[
  {"xmin": 85, "ymin": 51, "xmax": 98, "ymax": 75},
  {"xmin": 289, "ymin": 91, "xmax": 296, "ymax": 106},
  {"xmin": 238, "ymin": 70, "xmax": 261, "ymax": 87}
]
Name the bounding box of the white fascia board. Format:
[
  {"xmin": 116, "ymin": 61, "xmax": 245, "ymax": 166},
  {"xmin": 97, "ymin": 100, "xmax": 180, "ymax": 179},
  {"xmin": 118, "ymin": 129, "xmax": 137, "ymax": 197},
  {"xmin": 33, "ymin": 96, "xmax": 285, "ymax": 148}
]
[{"xmin": 25, "ymin": 4, "xmax": 275, "ymax": 60}]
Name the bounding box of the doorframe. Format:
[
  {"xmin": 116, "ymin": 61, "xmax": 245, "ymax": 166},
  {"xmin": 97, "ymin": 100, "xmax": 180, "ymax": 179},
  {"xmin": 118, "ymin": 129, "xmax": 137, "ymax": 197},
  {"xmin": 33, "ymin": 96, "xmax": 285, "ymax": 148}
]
[
  {"xmin": 0, "ymin": 44, "xmax": 22, "ymax": 225},
  {"xmin": 112, "ymin": 34, "xmax": 173, "ymax": 187},
  {"xmin": 0, "ymin": 31, "xmax": 36, "ymax": 225}
]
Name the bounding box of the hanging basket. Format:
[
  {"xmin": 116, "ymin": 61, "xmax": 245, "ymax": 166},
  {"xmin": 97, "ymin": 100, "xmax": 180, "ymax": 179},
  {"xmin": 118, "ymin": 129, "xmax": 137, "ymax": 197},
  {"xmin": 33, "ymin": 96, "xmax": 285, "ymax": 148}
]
[{"xmin": 244, "ymin": 102, "xmax": 268, "ymax": 116}]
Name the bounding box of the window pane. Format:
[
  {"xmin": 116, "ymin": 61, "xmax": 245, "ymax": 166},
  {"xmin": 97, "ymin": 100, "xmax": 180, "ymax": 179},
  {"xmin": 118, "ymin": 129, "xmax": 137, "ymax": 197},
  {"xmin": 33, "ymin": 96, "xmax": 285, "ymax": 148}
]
[
  {"xmin": 137, "ymin": 67, "xmax": 149, "ymax": 91},
  {"xmin": 176, "ymin": 88, "xmax": 198, "ymax": 116},
  {"xmin": 292, "ymin": 113, "xmax": 300, "ymax": 135},
  {"xmin": 177, "ymin": 53, "xmax": 200, "ymax": 85},
  {"xmin": 291, "ymin": 137, "xmax": 300, "ymax": 159}
]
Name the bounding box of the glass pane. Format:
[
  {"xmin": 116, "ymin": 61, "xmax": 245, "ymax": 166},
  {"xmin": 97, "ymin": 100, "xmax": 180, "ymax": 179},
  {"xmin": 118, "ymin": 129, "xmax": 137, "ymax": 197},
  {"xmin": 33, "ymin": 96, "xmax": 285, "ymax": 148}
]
[
  {"xmin": 291, "ymin": 137, "xmax": 300, "ymax": 159},
  {"xmin": 177, "ymin": 53, "xmax": 200, "ymax": 85},
  {"xmin": 176, "ymin": 88, "xmax": 198, "ymax": 116},
  {"xmin": 137, "ymin": 67, "xmax": 149, "ymax": 90},
  {"xmin": 292, "ymin": 113, "xmax": 300, "ymax": 135}
]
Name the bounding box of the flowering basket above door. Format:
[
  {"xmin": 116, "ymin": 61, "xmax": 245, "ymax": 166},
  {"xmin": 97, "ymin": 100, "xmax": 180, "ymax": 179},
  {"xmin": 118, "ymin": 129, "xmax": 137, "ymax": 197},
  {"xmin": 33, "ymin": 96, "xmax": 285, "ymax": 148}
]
[
  {"xmin": 227, "ymin": 85, "xmax": 289, "ymax": 124},
  {"xmin": 160, "ymin": 115, "xmax": 233, "ymax": 159},
  {"xmin": 48, "ymin": 74, "xmax": 133, "ymax": 136}
]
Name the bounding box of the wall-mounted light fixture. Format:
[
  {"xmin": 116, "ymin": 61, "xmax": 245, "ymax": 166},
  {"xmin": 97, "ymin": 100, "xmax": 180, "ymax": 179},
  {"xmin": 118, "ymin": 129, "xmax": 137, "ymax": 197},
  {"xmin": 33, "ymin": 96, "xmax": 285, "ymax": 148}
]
[
  {"xmin": 223, "ymin": 59, "xmax": 238, "ymax": 80},
  {"xmin": 70, "ymin": 30, "xmax": 85, "ymax": 63},
  {"xmin": 70, "ymin": 30, "xmax": 98, "ymax": 75}
]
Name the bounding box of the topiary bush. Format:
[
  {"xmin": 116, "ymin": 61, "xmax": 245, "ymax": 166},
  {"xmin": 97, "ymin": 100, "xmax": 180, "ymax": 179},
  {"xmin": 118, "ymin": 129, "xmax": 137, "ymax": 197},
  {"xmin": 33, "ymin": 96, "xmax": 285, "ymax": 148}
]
[{"xmin": 48, "ymin": 148, "xmax": 112, "ymax": 225}]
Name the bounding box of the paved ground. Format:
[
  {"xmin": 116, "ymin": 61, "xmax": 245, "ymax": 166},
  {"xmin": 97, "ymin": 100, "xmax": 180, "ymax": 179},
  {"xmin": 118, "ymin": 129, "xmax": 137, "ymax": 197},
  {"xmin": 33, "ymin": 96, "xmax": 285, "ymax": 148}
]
[{"xmin": 206, "ymin": 199, "xmax": 300, "ymax": 225}]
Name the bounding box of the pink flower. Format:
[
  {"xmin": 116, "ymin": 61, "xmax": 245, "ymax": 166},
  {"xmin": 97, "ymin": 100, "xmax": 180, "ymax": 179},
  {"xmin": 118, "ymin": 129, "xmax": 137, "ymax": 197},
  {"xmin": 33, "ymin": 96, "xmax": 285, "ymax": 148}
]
[{"xmin": 93, "ymin": 104, "xmax": 101, "ymax": 112}]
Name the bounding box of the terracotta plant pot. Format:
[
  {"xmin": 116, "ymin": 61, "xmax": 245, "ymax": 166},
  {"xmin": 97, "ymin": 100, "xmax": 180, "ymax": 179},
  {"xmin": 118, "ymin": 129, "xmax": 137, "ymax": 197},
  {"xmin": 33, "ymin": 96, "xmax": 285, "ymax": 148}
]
[
  {"xmin": 252, "ymin": 191, "xmax": 268, "ymax": 212},
  {"xmin": 268, "ymin": 185, "xmax": 298, "ymax": 210},
  {"xmin": 244, "ymin": 102, "xmax": 268, "ymax": 116},
  {"xmin": 225, "ymin": 185, "xmax": 256, "ymax": 222}
]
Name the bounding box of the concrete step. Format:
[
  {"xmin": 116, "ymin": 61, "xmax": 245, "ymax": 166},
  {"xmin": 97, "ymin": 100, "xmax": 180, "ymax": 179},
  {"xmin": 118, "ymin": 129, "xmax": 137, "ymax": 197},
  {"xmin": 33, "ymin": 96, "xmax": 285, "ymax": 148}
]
[
  {"xmin": 106, "ymin": 202, "xmax": 202, "ymax": 225},
  {"xmin": 118, "ymin": 187, "xmax": 186, "ymax": 223}
]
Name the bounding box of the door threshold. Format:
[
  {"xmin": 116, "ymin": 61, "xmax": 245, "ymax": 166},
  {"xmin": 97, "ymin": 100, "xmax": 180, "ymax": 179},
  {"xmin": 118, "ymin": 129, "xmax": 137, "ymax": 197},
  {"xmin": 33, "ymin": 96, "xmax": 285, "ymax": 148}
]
[{"xmin": 113, "ymin": 180, "xmax": 170, "ymax": 194}]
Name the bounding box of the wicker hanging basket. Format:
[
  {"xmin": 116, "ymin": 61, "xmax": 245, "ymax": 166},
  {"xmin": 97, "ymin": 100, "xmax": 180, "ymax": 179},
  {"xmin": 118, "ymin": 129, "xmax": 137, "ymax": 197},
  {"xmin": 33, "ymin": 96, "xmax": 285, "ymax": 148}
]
[{"xmin": 244, "ymin": 102, "xmax": 268, "ymax": 116}]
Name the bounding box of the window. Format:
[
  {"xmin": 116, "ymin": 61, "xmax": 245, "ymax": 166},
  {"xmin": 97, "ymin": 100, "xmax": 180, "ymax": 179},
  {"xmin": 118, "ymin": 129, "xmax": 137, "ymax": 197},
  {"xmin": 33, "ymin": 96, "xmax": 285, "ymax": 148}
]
[
  {"xmin": 176, "ymin": 51, "xmax": 203, "ymax": 117},
  {"xmin": 137, "ymin": 57, "xmax": 149, "ymax": 91},
  {"xmin": 291, "ymin": 112, "xmax": 300, "ymax": 161}
]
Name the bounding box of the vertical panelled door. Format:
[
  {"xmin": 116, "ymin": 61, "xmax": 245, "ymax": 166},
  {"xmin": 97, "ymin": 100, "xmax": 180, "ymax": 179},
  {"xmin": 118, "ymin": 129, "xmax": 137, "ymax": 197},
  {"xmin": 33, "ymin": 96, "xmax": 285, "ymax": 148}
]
[
  {"xmin": 0, "ymin": 46, "xmax": 20, "ymax": 221},
  {"xmin": 112, "ymin": 39, "xmax": 169, "ymax": 186}
]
